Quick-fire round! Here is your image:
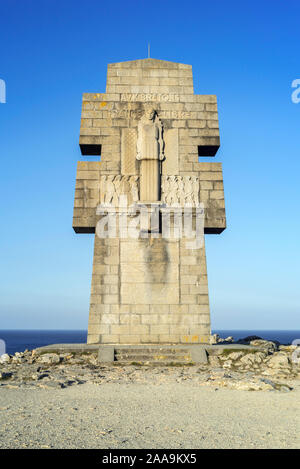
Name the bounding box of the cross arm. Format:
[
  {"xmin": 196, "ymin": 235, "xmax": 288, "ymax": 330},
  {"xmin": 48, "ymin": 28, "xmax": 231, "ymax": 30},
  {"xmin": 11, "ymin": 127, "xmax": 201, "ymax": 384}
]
[{"xmin": 73, "ymin": 161, "xmax": 100, "ymax": 233}]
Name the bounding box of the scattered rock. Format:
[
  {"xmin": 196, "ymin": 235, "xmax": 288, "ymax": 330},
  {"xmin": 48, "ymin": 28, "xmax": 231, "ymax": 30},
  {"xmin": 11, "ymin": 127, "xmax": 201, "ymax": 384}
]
[
  {"xmin": 210, "ymin": 334, "xmax": 220, "ymax": 345},
  {"xmin": 250, "ymin": 340, "xmax": 278, "ymax": 353},
  {"xmin": 203, "ymin": 375, "xmax": 292, "ymax": 392},
  {"xmin": 36, "ymin": 353, "xmax": 61, "ymax": 365},
  {"xmin": 0, "ymin": 338, "xmax": 297, "ymax": 392},
  {"xmin": 218, "ymin": 336, "xmax": 234, "ymax": 344},
  {"xmin": 223, "ymin": 360, "xmax": 233, "ymax": 369},
  {"xmin": 226, "ymin": 351, "xmax": 244, "ymax": 361},
  {"xmin": 208, "ymin": 356, "xmax": 220, "ymax": 367},
  {"xmin": 210, "ymin": 334, "xmax": 235, "ymax": 345},
  {"xmin": 237, "ymin": 335, "xmax": 263, "ymax": 344},
  {"xmin": 0, "ymin": 354, "xmax": 11, "ymax": 364},
  {"xmin": 266, "ymin": 353, "xmax": 290, "ymax": 369}
]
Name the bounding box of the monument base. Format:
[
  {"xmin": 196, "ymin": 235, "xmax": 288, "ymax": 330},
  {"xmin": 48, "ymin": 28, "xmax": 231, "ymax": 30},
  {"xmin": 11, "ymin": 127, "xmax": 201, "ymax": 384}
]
[{"xmin": 34, "ymin": 343, "xmax": 261, "ymax": 365}]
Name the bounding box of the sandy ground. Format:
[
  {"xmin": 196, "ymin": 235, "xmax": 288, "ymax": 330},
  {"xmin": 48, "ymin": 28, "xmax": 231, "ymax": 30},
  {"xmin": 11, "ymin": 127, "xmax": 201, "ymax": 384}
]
[{"xmin": 0, "ymin": 382, "xmax": 299, "ymax": 449}]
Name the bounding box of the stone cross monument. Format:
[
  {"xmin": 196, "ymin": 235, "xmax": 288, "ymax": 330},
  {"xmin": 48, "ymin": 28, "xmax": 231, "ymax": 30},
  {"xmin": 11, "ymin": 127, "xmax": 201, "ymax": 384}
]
[{"xmin": 73, "ymin": 59, "xmax": 226, "ymax": 345}]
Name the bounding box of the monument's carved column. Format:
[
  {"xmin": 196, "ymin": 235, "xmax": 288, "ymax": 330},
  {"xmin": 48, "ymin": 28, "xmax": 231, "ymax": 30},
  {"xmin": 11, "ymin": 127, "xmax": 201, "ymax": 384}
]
[{"xmin": 73, "ymin": 58, "xmax": 226, "ymax": 345}]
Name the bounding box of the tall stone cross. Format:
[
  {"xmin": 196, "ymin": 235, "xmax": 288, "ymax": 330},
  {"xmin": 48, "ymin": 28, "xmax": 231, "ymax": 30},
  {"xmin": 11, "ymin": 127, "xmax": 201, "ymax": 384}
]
[{"xmin": 73, "ymin": 59, "xmax": 226, "ymax": 345}]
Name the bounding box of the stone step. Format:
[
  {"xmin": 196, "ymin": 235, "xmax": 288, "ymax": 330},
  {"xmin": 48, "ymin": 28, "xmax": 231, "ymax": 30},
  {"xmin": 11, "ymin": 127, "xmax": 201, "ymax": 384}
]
[
  {"xmin": 114, "ymin": 347, "xmax": 192, "ymax": 363},
  {"xmin": 115, "ymin": 347, "xmax": 187, "ymax": 354},
  {"xmin": 115, "ymin": 354, "xmax": 192, "ymax": 361},
  {"xmin": 114, "ymin": 360, "xmax": 194, "ymax": 366},
  {"xmin": 98, "ymin": 345, "xmax": 208, "ymax": 364},
  {"xmin": 115, "ymin": 351, "xmax": 191, "ymax": 357}
]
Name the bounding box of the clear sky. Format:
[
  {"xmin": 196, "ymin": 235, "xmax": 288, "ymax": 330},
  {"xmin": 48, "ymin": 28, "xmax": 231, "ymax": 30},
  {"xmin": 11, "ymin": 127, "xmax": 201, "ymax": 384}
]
[{"xmin": 0, "ymin": 0, "xmax": 299, "ymax": 330}]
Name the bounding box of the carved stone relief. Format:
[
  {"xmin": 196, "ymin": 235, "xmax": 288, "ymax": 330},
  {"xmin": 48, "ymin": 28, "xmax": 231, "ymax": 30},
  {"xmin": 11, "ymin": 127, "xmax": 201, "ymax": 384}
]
[
  {"xmin": 136, "ymin": 108, "xmax": 164, "ymax": 202},
  {"xmin": 100, "ymin": 175, "xmax": 139, "ymax": 206},
  {"xmin": 161, "ymin": 176, "xmax": 200, "ymax": 206},
  {"xmin": 121, "ymin": 128, "xmax": 137, "ymax": 175}
]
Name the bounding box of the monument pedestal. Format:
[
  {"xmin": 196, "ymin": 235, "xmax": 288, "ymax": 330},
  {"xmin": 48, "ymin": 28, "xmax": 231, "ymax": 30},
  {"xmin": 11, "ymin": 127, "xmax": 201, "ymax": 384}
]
[{"xmin": 88, "ymin": 232, "xmax": 211, "ymax": 345}]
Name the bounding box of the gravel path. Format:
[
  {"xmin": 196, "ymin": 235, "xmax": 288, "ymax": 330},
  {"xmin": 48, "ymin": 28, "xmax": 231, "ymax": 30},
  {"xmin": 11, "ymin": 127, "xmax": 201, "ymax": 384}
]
[{"xmin": 0, "ymin": 382, "xmax": 299, "ymax": 449}]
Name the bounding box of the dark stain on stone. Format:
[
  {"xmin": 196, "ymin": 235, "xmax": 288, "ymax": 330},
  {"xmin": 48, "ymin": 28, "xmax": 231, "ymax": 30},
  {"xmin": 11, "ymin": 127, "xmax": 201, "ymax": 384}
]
[{"xmin": 143, "ymin": 238, "xmax": 169, "ymax": 283}]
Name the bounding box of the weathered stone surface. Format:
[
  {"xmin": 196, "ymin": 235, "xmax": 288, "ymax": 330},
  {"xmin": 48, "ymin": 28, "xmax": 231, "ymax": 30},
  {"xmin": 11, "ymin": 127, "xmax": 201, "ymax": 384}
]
[
  {"xmin": 0, "ymin": 354, "xmax": 10, "ymax": 364},
  {"xmin": 73, "ymin": 58, "xmax": 227, "ymax": 345},
  {"xmin": 226, "ymin": 351, "xmax": 244, "ymax": 361},
  {"xmin": 250, "ymin": 339, "xmax": 278, "ymax": 353},
  {"xmin": 121, "ymin": 128, "xmax": 137, "ymax": 175},
  {"xmin": 36, "ymin": 353, "xmax": 61, "ymax": 365},
  {"xmin": 266, "ymin": 353, "xmax": 291, "ymax": 369}
]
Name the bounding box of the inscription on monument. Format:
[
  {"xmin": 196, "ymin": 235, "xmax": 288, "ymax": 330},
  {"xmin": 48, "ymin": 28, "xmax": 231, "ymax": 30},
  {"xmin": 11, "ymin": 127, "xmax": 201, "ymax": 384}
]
[
  {"xmin": 121, "ymin": 93, "xmax": 180, "ymax": 102},
  {"xmin": 111, "ymin": 109, "xmax": 192, "ymax": 119}
]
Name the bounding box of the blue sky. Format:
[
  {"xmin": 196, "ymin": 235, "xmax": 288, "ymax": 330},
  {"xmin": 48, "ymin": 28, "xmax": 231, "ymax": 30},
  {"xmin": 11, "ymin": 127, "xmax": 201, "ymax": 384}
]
[{"xmin": 0, "ymin": 0, "xmax": 299, "ymax": 330}]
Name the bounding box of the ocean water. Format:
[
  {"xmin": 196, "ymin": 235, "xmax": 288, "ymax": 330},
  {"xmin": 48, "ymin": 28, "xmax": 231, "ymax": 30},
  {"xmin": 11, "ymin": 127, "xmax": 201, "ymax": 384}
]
[
  {"xmin": 0, "ymin": 329, "xmax": 299, "ymax": 355},
  {"xmin": 0, "ymin": 330, "xmax": 87, "ymax": 355}
]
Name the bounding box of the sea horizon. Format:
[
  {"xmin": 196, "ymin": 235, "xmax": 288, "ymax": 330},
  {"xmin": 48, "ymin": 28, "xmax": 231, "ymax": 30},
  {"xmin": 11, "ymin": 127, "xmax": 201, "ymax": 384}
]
[{"xmin": 1, "ymin": 329, "xmax": 299, "ymax": 355}]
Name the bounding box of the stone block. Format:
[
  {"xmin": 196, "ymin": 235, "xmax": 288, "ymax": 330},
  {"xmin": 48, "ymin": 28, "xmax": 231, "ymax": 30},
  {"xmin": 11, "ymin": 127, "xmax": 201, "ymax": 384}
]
[
  {"xmin": 150, "ymin": 325, "xmax": 170, "ymax": 335},
  {"xmin": 121, "ymin": 283, "xmax": 179, "ymax": 305},
  {"xmin": 190, "ymin": 346, "xmax": 208, "ymax": 363},
  {"xmin": 88, "ymin": 324, "xmax": 110, "ymax": 334},
  {"xmin": 110, "ymin": 325, "xmax": 131, "ymax": 335},
  {"xmin": 121, "ymin": 263, "xmax": 178, "ymax": 283},
  {"xmin": 101, "ymin": 314, "xmax": 120, "ymax": 324},
  {"xmin": 101, "ymin": 335, "xmax": 120, "ymax": 343},
  {"xmin": 181, "ymin": 295, "xmax": 197, "ymax": 304},
  {"xmin": 98, "ymin": 346, "xmax": 115, "ymax": 363},
  {"xmin": 87, "ymin": 334, "xmax": 100, "ymax": 344},
  {"xmin": 140, "ymin": 335, "xmax": 159, "ymax": 343},
  {"xmin": 119, "ymin": 335, "xmax": 141, "ymax": 344},
  {"xmin": 159, "ymin": 335, "xmax": 180, "ymax": 343}
]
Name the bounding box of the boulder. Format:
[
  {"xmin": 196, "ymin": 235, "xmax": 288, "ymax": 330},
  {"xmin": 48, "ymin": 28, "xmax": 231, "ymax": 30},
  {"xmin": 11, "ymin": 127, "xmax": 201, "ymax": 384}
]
[
  {"xmin": 266, "ymin": 353, "xmax": 290, "ymax": 369},
  {"xmin": 223, "ymin": 360, "xmax": 233, "ymax": 368},
  {"xmin": 208, "ymin": 356, "xmax": 220, "ymax": 367},
  {"xmin": 0, "ymin": 354, "xmax": 11, "ymax": 364},
  {"xmin": 226, "ymin": 351, "xmax": 244, "ymax": 361},
  {"xmin": 36, "ymin": 353, "xmax": 61, "ymax": 365},
  {"xmin": 230, "ymin": 380, "xmax": 274, "ymax": 391},
  {"xmin": 210, "ymin": 334, "xmax": 235, "ymax": 345},
  {"xmin": 210, "ymin": 334, "xmax": 220, "ymax": 345},
  {"xmin": 279, "ymin": 345, "xmax": 297, "ymax": 352},
  {"xmin": 11, "ymin": 356, "xmax": 25, "ymax": 364},
  {"xmin": 250, "ymin": 339, "xmax": 278, "ymax": 353},
  {"xmin": 237, "ymin": 335, "xmax": 262, "ymax": 344},
  {"xmin": 239, "ymin": 353, "xmax": 265, "ymax": 366},
  {"xmin": 224, "ymin": 336, "xmax": 234, "ymax": 343}
]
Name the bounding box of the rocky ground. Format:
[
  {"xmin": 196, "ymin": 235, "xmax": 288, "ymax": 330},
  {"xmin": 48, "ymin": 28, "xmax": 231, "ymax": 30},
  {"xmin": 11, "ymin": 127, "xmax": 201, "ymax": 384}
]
[
  {"xmin": 0, "ymin": 338, "xmax": 299, "ymax": 448},
  {"xmin": 0, "ymin": 338, "xmax": 299, "ymax": 392}
]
